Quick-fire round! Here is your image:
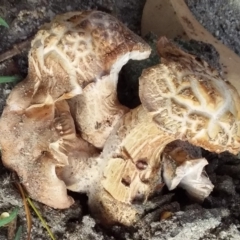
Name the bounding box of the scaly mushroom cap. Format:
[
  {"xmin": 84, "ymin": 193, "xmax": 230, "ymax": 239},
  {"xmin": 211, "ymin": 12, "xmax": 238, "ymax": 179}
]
[
  {"xmin": 139, "ymin": 37, "xmax": 240, "ymax": 154},
  {"xmin": 7, "ymin": 11, "xmax": 150, "ymax": 113},
  {"xmin": 0, "ymin": 10, "xmax": 150, "ymax": 208}
]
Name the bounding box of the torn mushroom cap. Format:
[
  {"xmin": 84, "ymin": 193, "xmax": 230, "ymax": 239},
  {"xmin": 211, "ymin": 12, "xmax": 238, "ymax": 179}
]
[
  {"xmin": 67, "ymin": 10, "xmax": 151, "ymax": 148},
  {"xmin": 0, "ymin": 98, "xmax": 98, "ymax": 209},
  {"xmin": 162, "ymin": 140, "xmax": 214, "ymax": 201},
  {"xmin": 0, "ymin": 100, "xmax": 72, "ymax": 208},
  {"xmin": 139, "ymin": 37, "xmax": 240, "ymax": 155}
]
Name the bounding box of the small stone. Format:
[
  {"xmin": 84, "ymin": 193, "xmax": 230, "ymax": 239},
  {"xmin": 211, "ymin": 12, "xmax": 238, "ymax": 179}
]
[{"xmin": 0, "ymin": 212, "xmax": 10, "ymax": 219}]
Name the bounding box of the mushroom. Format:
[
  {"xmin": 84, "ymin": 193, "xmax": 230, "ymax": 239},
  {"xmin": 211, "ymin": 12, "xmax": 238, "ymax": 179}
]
[
  {"xmin": 0, "ymin": 10, "xmax": 150, "ymax": 208},
  {"xmin": 7, "ymin": 10, "xmax": 151, "ymax": 148},
  {"xmin": 1, "ymin": 10, "xmax": 239, "ymax": 227},
  {"xmin": 86, "ymin": 37, "xmax": 240, "ymax": 225}
]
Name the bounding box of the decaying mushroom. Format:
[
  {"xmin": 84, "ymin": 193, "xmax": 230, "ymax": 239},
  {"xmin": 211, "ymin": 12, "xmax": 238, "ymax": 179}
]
[
  {"xmin": 85, "ymin": 37, "xmax": 240, "ymax": 225},
  {"xmin": 0, "ymin": 10, "xmax": 151, "ymax": 209}
]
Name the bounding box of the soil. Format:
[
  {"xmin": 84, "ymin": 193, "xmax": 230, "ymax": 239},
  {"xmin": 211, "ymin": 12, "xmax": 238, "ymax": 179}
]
[{"xmin": 1, "ymin": 0, "xmax": 240, "ymax": 239}]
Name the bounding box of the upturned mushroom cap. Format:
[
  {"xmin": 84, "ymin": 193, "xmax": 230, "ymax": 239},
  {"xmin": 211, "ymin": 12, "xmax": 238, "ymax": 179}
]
[
  {"xmin": 0, "ymin": 100, "xmax": 72, "ymax": 208},
  {"xmin": 139, "ymin": 37, "xmax": 240, "ymax": 154},
  {"xmin": 0, "ymin": 99, "xmax": 98, "ymax": 209}
]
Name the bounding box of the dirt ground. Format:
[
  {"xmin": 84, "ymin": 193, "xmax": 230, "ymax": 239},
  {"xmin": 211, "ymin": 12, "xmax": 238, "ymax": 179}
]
[{"xmin": 1, "ymin": 0, "xmax": 240, "ymax": 239}]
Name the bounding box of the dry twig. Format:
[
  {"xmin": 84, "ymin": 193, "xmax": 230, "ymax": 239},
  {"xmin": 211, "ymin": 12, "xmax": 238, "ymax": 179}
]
[{"xmin": 0, "ymin": 37, "xmax": 33, "ymax": 63}]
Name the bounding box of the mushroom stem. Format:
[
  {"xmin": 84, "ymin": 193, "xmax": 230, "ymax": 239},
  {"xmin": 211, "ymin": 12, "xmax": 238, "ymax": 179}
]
[{"xmin": 87, "ymin": 106, "xmax": 171, "ymax": 225}]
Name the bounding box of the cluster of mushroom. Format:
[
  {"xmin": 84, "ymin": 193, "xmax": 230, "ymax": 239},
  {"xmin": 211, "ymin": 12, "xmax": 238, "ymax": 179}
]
[{"xmin": 0, "ymin": 11, "xmax": 240, "ymax": 226}]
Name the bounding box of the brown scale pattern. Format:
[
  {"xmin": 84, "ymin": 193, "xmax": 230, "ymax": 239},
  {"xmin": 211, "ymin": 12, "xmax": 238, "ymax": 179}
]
[{"xmin": 140, "ymin": 37, "xmax": 240, "ymax": 153}]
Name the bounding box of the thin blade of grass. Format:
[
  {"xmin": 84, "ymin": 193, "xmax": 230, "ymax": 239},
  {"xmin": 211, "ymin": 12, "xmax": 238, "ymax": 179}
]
[
  {"xmin": 0, "ymin": 207, "xmax": 19, "ymax": 227},
  {"xmin": 14, "ymin": 183, "xmax": 32, "ymax": 240},
  {"xmin": 0, "ymin": 76, "xmax": 20, "ymax": 83},
  {"xmin": 0, "ymin": 17, "xmax": 9, "ymax": 28},
  {"xmin": 14, "ymin": 225, "xmax": 23, "ymax": 240},
  {"xmin": 27, "ymin": 197, "xmax": 56, "ymax": 240}
]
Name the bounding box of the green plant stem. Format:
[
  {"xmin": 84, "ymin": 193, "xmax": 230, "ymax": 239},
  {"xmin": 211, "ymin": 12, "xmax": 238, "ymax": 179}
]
[{"xmin": 27, "ymin": 198, "xmax": 56, "ymax": 240}]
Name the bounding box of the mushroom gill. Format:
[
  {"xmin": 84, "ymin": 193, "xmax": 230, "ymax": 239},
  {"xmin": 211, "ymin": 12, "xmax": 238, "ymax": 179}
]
[{"xmin": 0, "ymin": 99, "xmax": 70, "ymax": 208}]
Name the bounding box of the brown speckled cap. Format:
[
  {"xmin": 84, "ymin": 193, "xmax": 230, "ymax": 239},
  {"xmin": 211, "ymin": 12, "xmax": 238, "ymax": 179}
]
[
  {"xmin": 139, "ymin": 37, "xmax": 240, "ymax": 154},
  {"xmin": 7, "ymin": 11, "xmax": 151, "ymax": 112}
]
